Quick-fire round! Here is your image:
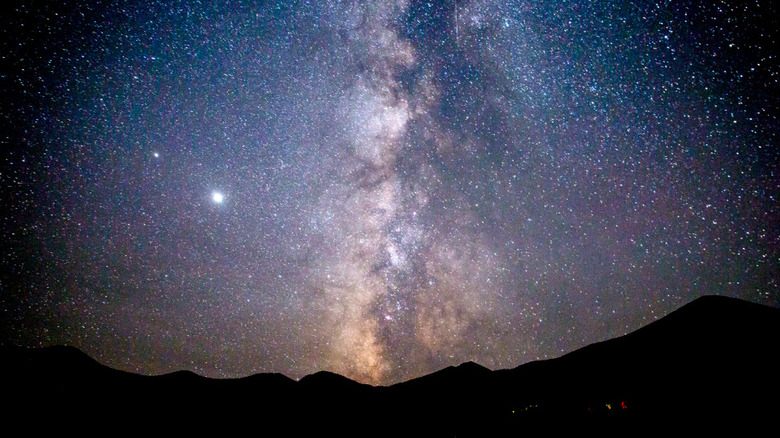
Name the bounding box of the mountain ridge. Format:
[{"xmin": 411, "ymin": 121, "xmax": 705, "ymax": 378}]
[{"xmin": 2, "ymin": 294, "xmax": 778, "ymax": 434}]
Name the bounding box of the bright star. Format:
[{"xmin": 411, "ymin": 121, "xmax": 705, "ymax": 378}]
[{"xmin": 212, "ymin": 191, "xmax": 224, "ymax": 203}]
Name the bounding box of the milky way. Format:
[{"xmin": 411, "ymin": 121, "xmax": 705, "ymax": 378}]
[{"xmin": 1, "ymin": 0, "xmax": 778, "ymax": 385}]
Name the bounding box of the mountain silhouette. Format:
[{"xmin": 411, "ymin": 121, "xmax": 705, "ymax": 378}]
[
  {"xmin": 488, "ymin": 295, "xmax": 780, "ymax": 432},
  {"xmin": 2, "ymin": 295, "xmax": 777, "ymax": 435}
]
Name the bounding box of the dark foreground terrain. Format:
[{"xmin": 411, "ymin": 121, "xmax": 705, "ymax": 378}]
[{"xmin": 2, "ymin": 295, "xmax": 778, "ymax": 435}]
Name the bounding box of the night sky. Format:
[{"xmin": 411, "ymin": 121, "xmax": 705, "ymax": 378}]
[{"xmin": 1, "ymin": 0, "xmax": 778, "ymax": 385}]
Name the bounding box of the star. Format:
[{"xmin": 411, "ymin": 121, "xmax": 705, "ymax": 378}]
[{"xmin": 211, "ymin": 191, "xmax": 224, "ymax": 204}]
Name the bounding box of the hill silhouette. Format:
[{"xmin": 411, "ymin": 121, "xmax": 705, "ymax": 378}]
[{"xmin": 1, "ymin": 295, "xmax": 778, "ymax": 435}]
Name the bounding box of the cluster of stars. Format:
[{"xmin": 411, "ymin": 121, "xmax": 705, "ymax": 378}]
[{"xmin": 0, "ymin": 0, "xmax": 777, "ymax": 384}]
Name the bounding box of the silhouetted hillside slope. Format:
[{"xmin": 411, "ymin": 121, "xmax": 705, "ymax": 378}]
[
  {"xmin": 488, "ymin": 295, "xmax": 780, "ymax": 431},
  {"xmin": 1, "ymin": 295, "xmax": 777, "ymax": 435}
]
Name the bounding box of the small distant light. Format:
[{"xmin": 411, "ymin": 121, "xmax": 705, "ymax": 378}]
[
  {"xmin": 212, "ymin": 191, "xmax": 224, "ymax": 203},
  {"xmin": 153, "ymin": 152, "xmax": 160, "ymax": 158}
]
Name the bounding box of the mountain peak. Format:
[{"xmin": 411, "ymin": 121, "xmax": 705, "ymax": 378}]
[
  {"xmin": 456, "ymin": 361, "xmax": 490, "ymax": 373},
  {"xmin": 298, "ymin": 370, "xmax": 363, "ymax": 388}
]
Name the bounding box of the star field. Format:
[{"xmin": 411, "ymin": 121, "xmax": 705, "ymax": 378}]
[{"xmin": 1, "ymin": 0, "xmax": 778, "ymax": 385}]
